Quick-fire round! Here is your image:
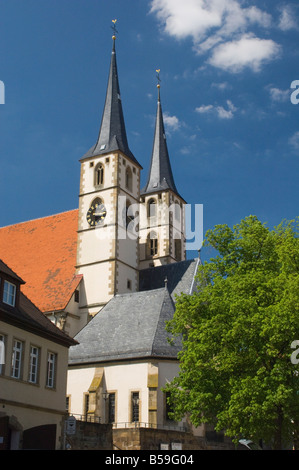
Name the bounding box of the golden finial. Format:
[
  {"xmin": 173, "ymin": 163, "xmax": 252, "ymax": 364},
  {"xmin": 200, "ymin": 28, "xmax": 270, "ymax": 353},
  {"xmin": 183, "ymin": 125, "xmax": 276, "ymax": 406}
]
[
  {"xmin": 156, "ymin": 69, "xmax": 161, "ymax": 88},
  {"xmin": 111, "ymin": 19, "xmax": 118, "ymax": 40}
]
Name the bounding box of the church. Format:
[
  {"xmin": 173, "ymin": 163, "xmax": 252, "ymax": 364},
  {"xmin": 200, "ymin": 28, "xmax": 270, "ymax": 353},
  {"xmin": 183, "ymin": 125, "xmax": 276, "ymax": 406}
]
[{"xmin": 0, "ymin": 31, "xmax": 210, "ymax": 449}]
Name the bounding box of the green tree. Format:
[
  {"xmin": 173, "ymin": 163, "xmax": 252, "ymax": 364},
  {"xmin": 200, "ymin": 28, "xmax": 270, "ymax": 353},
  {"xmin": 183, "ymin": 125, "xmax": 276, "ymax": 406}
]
[{"xmin": 166, "ymin": 216, "xmax": 299, "ymax": 449}]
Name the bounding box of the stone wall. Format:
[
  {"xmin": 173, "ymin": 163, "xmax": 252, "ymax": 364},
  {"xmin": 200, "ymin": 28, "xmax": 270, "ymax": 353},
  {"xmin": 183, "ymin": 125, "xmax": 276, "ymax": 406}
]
[
  {"xmin": 112, "ymin": 427, "xmax": 235, "ymax": 451},
  {"xmin": 66, "ymin": 421, "xmax": 112, "ymax": 450}
]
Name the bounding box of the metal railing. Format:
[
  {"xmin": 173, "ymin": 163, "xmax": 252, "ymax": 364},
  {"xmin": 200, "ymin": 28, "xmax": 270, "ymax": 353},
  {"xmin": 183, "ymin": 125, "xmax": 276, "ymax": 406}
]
[
  {"xmin": 66, "ymin": 415, "xmax": 188, "ymax": 432},
  {"xmin": 69, "ymin": 413, "xmax": 101, "ymax": 424},
  {"xmin": 112, "ymin": 422, "xmax": 188, "ymax": 432}
]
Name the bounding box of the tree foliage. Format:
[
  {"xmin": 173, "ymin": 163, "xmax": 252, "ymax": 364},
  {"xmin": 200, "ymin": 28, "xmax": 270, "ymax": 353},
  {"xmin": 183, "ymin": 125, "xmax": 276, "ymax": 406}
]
[{"xmin": 166, "ymin": 216, "xmax": 299, "ymax": 449}]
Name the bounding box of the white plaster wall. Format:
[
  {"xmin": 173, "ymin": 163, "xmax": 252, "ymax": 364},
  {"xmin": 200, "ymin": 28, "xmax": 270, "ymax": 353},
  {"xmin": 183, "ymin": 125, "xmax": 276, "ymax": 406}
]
[
  {"xmin": 104, "ymin": 362, "xmax": 149, "ymax": 424},
  {"xmin": 67, "ymin": 366, "xmax": 96, "ymax": 416}
]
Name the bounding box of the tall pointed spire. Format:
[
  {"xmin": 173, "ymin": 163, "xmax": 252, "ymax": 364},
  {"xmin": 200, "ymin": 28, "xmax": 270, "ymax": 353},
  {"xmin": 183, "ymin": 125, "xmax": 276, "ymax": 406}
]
[
  {"xmin": 82, "ymin": 23, "xmax": 141, "ymax": 167},
  {"xmin": 141, "ymin": 74, "xmax": 180, "ymax": 197}
]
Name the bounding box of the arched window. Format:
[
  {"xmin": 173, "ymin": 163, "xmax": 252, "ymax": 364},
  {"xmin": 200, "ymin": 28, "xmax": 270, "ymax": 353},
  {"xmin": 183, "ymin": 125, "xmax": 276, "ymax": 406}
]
[
  {"xmin": 94, "ymin": 163, "xmax": 104, "ymax": 187},
  {"xmin": 147, "ymin": 231, "xmax": 158, "ymax": 257},
  {"xmin": 147, "ymin": 198, "xmax": 157, "ymax": 218},
  {"xmin": 125, "ymin": 166, "xmax": 132, "ymax": 192}
]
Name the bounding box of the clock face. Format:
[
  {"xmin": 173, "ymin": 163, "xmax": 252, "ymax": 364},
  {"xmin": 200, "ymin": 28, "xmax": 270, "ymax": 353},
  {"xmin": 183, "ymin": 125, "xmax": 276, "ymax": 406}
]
[{"xmin": 87, "ymin": 202, "xmax": 107, "ymax": 226}]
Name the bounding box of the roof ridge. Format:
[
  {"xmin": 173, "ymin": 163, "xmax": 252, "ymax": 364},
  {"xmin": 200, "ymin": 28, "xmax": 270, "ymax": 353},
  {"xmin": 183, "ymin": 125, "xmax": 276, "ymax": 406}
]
[
  {"xmin": 0, "ymin": 208, "xmax": 78, "ymax": 230},
  {"xmin": 150, "ymin": 287, "xmax": 174, "ymax": 356}
]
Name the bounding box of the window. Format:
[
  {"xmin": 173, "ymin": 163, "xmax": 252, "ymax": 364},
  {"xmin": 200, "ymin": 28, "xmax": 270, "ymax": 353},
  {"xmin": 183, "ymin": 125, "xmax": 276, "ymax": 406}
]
[
  {"xmin": 11, "ymin": 339, "xmax": 23, "ymax": 379},
  {"xmin": 175, "ymin": 239, "xmax": 182, "ymax": 260},
  {"xmin": 131, "ymin": 392, "xmax": 140, "ymax": 422},
  {"xmin": 174, "ymin": 201, "xmax": 181, "ymax": 221},
  {"xmin": 0, "ymin": 334, "xmax": 5, "ymax": 375},
  {"xmin": 3, "ymin": 280, "xmax": 16, "ymax": 307},
  {"xmin": 84, "ymin": 393, "xmax": 89, "ymax": 419},
  {"xmin": 151, "ymin": 238, "xmax": 158, "ymax": 256},
  {"xmin": 94, "ymin": 163, "xmax": 104, "ymax": 187},
  {"xmin": 74, "ymin": 290, "xmax": 79, "ymax": 303},
  {"xmin": 127, "ymin": 279, "xmax": 132, "ymax": 290},
  {"xmin": 126, "ymin": 200, "xmax": 135, "ymax": 230},
  {"xmin": 66, "ymin": 396, "xmax": 70, "ymax": 413},
  {"xmin": 108, "ymin": 393, "xmax": 116, "ymax": 423},
  {"xmin": 147, "ymin": 232, "xmax": 158, "ymax": 257},
  {"xmin": 46, "ymin": 352, "xmax": 57, "ymax": 388},
  {"xmin": 28, "ymin": 346, "xmax": 40, "ymax": 384},
  {"xmin": 125, "ymin": 167, "xmax": 132, "ymax": 192},
  {"xmin": 147, "ymin": 198, "xmax": 157, "ymax": 218}
]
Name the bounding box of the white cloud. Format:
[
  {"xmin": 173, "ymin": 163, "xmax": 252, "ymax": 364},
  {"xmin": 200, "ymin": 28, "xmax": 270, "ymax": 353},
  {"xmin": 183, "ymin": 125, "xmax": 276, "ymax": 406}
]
[
  {"xmin": 289, "ymin": 131, "xmax": 299, "ymax": 151},
  {"xmin": 150, "ymin": 0, "xmax": 280, "ymax": 73},
  {"xmin": 216, "ymin": 100, "xmax": 237, "ymax": 119},
  {"xmin": 208, "ymin": 35, "xmax": 281, "ymax": 72},
  {"xmin": 268, "ymin": 87, "xmax": 290, "ymax": 102},
  {"xmin": 211, "ymin": 82, "xmax": 231, "ymax": 91},
  {"xmin": 195, "ymin": 105, "xmax": 214, "ymax": 114},
  {"xmin": 278, "ymin": 5, "xmax": 298, "ymax": 31},
  {"xmin": 163, "ymin": 112, "xmax": 181, "ymax": 131},
  {"xmin": 195, "ymin": 100, "xmax": 237, "ymax": 119}
]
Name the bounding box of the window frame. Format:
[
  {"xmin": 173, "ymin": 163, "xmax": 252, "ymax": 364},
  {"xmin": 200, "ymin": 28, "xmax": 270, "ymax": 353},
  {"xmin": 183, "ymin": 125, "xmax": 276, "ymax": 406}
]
[
  {"xmin": 125, "ymin": 166, "xmax": 133, "ymax": 192},
  {"xmin": 0, "ymin": 333, "xmax": 6, "ymax": 375},
  {"xmin": 3, "ymin": 280, "xmax": 16, "ymax": 307},
  {"xmin": 131, "ymin": 391, "xmax": 140, "ymax": 423},
  {"xmin": 108, "ymin": 392, "xmax": 116, "ymax": 424},
  {"xmin": 11, "ymin": 339, "xmax": 24, "ymax": 380},
  {"xmin": 46, "ymin": 351, "xmax": 57, "ymax": 389},
  {"xmin": 28, "ymin": 345, "xmax": 40, "ymax": 384},
  {"xmin": 94, "ymin": 163, "xmax": 104, "ymax": 187}
]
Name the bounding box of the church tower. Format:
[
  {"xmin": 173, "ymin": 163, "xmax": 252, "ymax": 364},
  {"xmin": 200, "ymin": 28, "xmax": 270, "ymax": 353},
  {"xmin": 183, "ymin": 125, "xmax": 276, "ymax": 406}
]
[
  {"xmin": 76, "ymin": 32, "xmax": 142, "ymax": 320},
  {"xmin": 139, "ymin": 80, "xmax": 186, "ymax": 269}
]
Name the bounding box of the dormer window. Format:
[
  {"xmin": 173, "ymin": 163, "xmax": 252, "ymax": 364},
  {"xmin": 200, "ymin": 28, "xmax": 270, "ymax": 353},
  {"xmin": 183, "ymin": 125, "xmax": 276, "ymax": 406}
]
[{"xmin": 3, "ymin": 280, "xmax": 16, "ymax": 307}]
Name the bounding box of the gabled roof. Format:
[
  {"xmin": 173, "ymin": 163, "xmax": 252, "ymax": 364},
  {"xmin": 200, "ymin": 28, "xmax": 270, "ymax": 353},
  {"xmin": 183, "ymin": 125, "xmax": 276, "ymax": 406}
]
[
  {"xmin": 81, "ymin": 38, "xmax": 141, "ymax": 168},
  {"xmin": 69, "ymin": 287, "xmax": 181, "ymax": 365},
  {"xmin": 141, "ymin": 86, "xmax": 182, "ymax": 199},
  {"xmin": 0, "ymin": 259, "xmax": 77, "ymax": 347},
  {"xmin": 0, "ymin": 259, "xmax": 25, "ymax": 284},
  {"xmin": 0, "ymin": 209, "xmax": 80, "ymax": 313},
  {"xmin": 0, "ymin": 291, "xmax": 77, "ymax": 347}
]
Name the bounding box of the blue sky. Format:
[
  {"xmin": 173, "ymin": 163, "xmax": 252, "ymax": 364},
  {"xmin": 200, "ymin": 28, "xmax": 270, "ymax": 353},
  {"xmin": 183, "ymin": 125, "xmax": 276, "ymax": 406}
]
[{"xmin": 0, "ymin": 0, "xmax": 298, "ymax": 261}]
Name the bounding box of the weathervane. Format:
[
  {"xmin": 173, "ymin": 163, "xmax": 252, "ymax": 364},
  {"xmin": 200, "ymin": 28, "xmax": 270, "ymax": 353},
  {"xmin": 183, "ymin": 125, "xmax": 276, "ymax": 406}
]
[{"xmin": 111, "ymin": 19, "xmax": 118, "ymax": 38}]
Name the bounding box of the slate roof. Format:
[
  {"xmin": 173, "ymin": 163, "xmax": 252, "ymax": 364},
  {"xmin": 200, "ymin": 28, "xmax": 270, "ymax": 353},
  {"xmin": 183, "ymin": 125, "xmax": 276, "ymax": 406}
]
[
  {"xmin": 141, "ymin": 87, "xmax": 182, "ymax": 199},
  {"xmin": 69, "ymin": 287, "xmax": 182, "ymax": 365},
  {"xmin": 81, "ymin": 38, "xmax": 141, "ymax": 168},
  {"xmin": 0, "ymin": 209, "xmax": 80, "ymax": 313},
  {"xmin": 139, "ymin": 258, "xmax": 201, "ymax": 301}
]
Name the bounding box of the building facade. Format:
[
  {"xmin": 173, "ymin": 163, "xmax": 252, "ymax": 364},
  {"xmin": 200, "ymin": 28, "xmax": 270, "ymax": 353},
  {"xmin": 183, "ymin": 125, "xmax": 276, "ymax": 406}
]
[{"xmin": 0, "ymin": 259, "xmax": 76, "ymax": 450}]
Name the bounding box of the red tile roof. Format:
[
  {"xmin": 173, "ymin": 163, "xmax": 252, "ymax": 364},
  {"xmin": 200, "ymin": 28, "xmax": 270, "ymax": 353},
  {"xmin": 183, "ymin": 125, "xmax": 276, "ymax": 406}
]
[{"xmin": 0, "ymin": 209, "xmax": 80, "ymax": 313}]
